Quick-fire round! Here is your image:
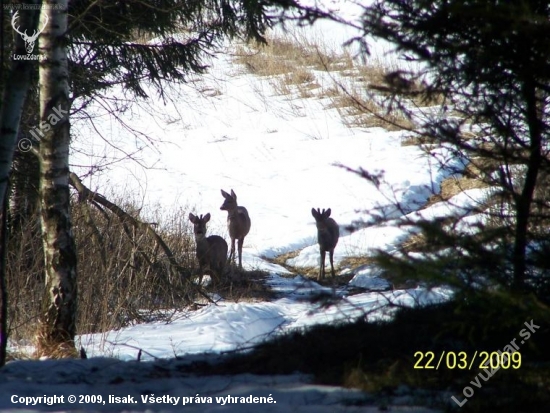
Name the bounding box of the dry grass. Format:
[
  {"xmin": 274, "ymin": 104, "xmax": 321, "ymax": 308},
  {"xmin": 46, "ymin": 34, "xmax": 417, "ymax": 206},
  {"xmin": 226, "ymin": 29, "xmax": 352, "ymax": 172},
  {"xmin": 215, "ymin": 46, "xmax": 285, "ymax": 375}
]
[
  {"xmin": 424, "ymin": 175, "xmax": 489, "ymax": 208},
  {"xmin": 338, "ymin": 255, "xmax": 375, "ymax": 270},
  {"xmin": 233, "ymin": 31, "xmax": 422, "ymax": 131},
  {"xmin": 400, "ymin": 172, "xmax": 489, "ymax": 253},
  {"xmin": 326, "ymin": 88, "xmax": 416, "ymax": 131},
  {"xmin": 263, "ymin": 250, "xmax": 323, "ymax": 280},
  {"xmin": 400, "ymin": 133, "xmax": 437, "ymax": 146},
  {"xmin": 265, "ymin": 250, "xmax": 300, "ymax": 274},
  {"xmin": 6, "ymin": 217, "xmax": 44, "ymax": 343},
  {"xmin": 268, "ymin": 250, "xmax": 361, "ymax": 287},
  {"xmin": 234, "ymin": 34, "xmax": 351, "ymax": 77},
  {"xmin": 400, "ymin": 231, "xmax": 429, "ymax": 253},
  {"xmin": 73, "ymin": 200, "xmax": 197, "ymax": 335},
  {"xmin": 219, "ymin": 268, "xmax": 275, "ymax": 303}
]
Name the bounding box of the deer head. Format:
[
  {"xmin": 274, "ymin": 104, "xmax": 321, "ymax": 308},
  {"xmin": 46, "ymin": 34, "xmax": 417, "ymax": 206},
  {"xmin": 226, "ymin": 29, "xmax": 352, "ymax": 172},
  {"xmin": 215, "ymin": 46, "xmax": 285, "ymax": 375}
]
[{"xmin": 12, "ymin": 11, "xmax": 49, "ymax": 54}]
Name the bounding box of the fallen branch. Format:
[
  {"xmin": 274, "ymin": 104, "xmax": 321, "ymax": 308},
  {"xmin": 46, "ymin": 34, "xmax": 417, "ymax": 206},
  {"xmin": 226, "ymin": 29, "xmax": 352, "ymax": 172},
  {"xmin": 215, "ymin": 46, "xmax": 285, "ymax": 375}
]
[{"xmin": 69, "ymin": 172, "xmax": 188, "ymax": 280}]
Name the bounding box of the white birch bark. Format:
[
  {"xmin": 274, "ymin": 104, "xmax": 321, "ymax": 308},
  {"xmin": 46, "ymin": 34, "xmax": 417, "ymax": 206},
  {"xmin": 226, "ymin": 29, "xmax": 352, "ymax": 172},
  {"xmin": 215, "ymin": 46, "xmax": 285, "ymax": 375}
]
[{"xmin": 36, "ymin": 0, "xmax": 78, "ymax": 357}]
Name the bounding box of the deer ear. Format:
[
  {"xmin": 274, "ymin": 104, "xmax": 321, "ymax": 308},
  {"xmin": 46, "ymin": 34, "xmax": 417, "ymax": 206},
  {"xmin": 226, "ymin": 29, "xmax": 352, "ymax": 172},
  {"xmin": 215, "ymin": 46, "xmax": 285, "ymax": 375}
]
[
  {"xmin": 311, "ymin": 208, "xmax": 319, "ymax": 219},
  {"xmin": 324, "ymin": 208, "xmax": 332, "ymax": 218},
  {"xmin": 221, "ymin": 189, "xmax": 230, "ymax": 199},
  {"xmin": 230, "ymin": 189, "xmax": 236, "ymax": 199},
  {"xmin": 189, "ymin": 213, "xmax": 196, "ymax": 222},
  {"xmin": 204, "ymin": 213, "xmax": 211, "ymax": 222}
]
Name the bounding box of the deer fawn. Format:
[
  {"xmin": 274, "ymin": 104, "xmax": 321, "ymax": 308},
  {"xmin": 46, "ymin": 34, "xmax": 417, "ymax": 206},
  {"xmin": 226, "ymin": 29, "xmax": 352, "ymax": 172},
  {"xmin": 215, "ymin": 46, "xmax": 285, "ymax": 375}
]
[
  {"xmin": 311, "ymin": 208, "xmax": 339, "ymax": 280},
  {"xmin": 188, "ymin": 212, "xmax": 228, "ymax": 285},
  {"xmin": 220, "ymin": 189, "xmax": 251, "ymax": 269}
]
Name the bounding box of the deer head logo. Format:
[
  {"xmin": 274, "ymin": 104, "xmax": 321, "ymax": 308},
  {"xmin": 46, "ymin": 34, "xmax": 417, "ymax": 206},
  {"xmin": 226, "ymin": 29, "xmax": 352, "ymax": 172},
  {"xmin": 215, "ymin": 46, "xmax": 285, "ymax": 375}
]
[{"xmin": 11, "ymin": 11, "xmax": 49, "ymax": 54}]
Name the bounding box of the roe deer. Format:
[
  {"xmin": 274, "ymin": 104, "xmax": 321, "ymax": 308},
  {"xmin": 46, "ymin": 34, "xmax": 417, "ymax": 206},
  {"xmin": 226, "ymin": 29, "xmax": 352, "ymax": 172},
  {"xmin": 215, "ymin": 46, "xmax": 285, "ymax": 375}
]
[
  {"xmin": 220, "ymin": 189, "xmax": 251, "ymax": 269},
  {"xmin": 311, "ymin": 208, "xmax": 339, "ymax": 280},
  {"xmin": 188, "ymin": 212, "xmax": 228, "ymax": 285}
]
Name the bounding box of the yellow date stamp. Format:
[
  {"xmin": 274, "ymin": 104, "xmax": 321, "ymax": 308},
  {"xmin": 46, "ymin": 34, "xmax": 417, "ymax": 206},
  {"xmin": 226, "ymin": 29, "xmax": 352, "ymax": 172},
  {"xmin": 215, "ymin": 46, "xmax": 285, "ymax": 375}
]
[{"xmin": 413, "ymin": 351, "xmax": 521, "ymax": 370}]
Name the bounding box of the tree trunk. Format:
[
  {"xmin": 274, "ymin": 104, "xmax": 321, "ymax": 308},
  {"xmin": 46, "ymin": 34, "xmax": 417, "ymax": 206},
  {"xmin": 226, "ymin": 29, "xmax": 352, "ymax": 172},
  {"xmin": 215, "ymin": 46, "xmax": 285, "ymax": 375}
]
[
  {"xmin": 36, "ymin": 0, "xmax": 78, "ymax": 358},
  {"xmin": 0, "ymin": 185, "xmax": 8, "ymax": 367},
  {"xmin": 0, "ymin": 1, "xmax": 42, "ymax": 366},
  {"xmin": 0, "ymin": 3, "xmax": 40, "ymax": 216},
  {"xmin": 512, "ymin": 79, "xmax": 543, "ymax": 292}
]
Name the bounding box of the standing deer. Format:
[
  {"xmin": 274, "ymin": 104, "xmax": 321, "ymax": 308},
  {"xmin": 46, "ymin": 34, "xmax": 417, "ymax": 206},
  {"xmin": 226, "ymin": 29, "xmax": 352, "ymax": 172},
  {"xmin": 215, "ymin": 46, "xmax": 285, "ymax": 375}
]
[
  {"xmin": 188, "ymin": 213, "xmax": 228, "ymax": 285},
  {"xmin": 220, "ymin": 189, "xmax": 251, "ymax": 269},
  {"xmin": 311, "ymin": 208, "xmax": 339, "ymax": 280}
]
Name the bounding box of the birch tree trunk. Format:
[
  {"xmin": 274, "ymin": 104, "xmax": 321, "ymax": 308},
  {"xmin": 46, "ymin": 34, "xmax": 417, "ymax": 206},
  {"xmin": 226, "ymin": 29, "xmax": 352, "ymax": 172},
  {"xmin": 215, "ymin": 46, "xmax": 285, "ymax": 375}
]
[{"xmin": 36, "ymin": 0, "xmax": 78, "ymax": 357}]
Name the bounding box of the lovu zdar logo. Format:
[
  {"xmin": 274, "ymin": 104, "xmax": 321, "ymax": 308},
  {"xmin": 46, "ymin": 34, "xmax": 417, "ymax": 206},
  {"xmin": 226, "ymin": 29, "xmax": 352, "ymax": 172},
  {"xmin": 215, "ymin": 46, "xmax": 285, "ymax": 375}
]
[{"xmin": 11, "ymin": 11, "xmax": 48, "ymax": 55}]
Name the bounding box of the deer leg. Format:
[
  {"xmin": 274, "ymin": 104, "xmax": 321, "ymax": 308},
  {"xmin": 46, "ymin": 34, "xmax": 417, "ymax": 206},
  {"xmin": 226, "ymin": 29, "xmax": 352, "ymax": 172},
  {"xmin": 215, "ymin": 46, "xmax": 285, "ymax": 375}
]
[
  {"xmin": 237, "ymin": 238, "xmax": 243, "ymax": 269},
  {"xmin": 329, "ymin": 249, "xmax": 335, "ymax": 277},
  {"xmin": 197, "ymin": 263, "xmax": 206, "ymax": 286},
  {"xmin": 217, "ymin": 260, "xmax": 224, "ymax": 284},
  {"xmin": 319, "ymin": 249, "xmax": 326, "ymax": 280},
  {"xmin": 202, "ymin": 267, "xmax": 212, "ymax": 288},
  {"xmin": 229, "ymin": 238, "xmax": 236, "ymax": 265},
  {"xmin": 208, "ymin": 267, "xmax": 218, "ymax": 287}
]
